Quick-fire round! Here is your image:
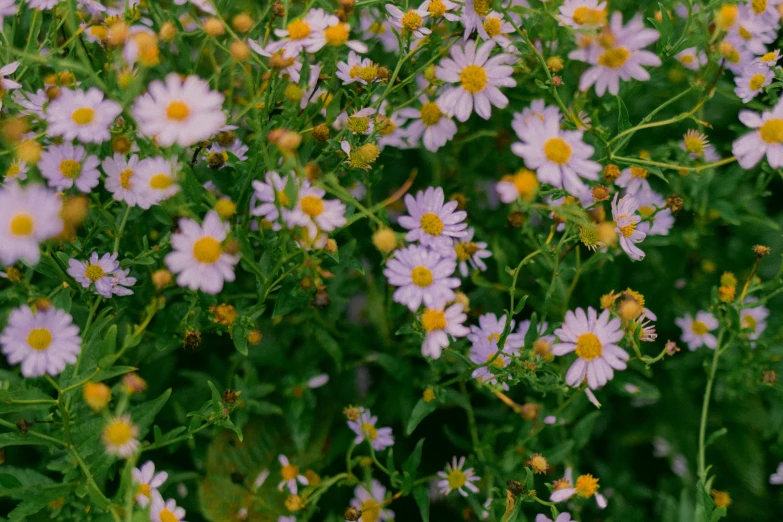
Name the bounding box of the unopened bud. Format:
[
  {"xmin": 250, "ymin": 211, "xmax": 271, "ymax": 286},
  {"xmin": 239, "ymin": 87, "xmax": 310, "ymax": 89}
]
[
  {"xmin": 312, "ymin": 124, "xmax": 330, "ymax": 142},
  {"xmin": 591, "ymin": 185, "xmax": 609, "ymax": 202},
  {"xmin": 272, "ymin": 1, "xmax": 285, "ymax": 17},
  {"xmin": 551, "ymin": 75, "xmax": 564, "ymax": 87},
  {"xmin": 547, "ymin": 56, "xmax": 564, "ymax": 72},
  {"xmin": 763, "ymin": 370, "xmax": 777, "ymax": 383},
  {"xmin": 344, "ymin": 507, "xmax": 362, "ymax": 521},
  {"xmin": 152, "ymin": 269, "xmax": 172, "ymax": 290},
  {"xmin": 423, "ymin": 388, "xmax": 436, "ymax": 402},
  {"xmin": 372, "ymin": 228, "xmax": 397, "ymax": 253},
  {"xmin": 230, "ymin": 41, "xmax": 251, "ymax": 61},
  {"xmin": 248, "ymin": 329, "xmax": 263, "ymax": 345},
  {"xmin": 159, "ymin": 21, "xmax": 177, "ymax": 42},
  {"xmin": 83, "ymin": 382, "xmax": 111, "ymax": 412},
  {"xmin": 665, "ymin": 194, "xmax": 683, "ymax": 214},
  {"xmin": 232, "ymin": 13, "xmax": 254, "ymax": 33},
  {"xmin": 603, "ymin": 163, "xmax": 621, "ymax": 183},
  {"xmin": 520, "ymin": 402, "xmax": 540, "ymax": 421},
  {"xmin": 753, "ymin": 244, "xmax": 771, "ymax": 257},
  {"xmin": 507, "ymin": 210, "xmax": 524, "ymax": 228},
  {"xmin": 203, "ymin": 17, "xmax": 225, "ymax": 37},
  {"xmin": 284, "ymin": 83, "xmax": 303, "ymax": 102}
]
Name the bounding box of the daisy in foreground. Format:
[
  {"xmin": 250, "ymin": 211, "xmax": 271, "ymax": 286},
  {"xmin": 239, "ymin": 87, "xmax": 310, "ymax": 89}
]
[
  {"xmin": 419, "ymin": 303, "xmax": 469, "ymax": 359},
  {"xmin": 550, "ymin": 472, "xmax": 607, "ymax": 508},
  {"xmin": 675, "ymin": 311, "xmax": 718, "ymax": 350},
  {"xmin": 553, "ymin": 307, "xmax": 628, "ymax": 390},
  {"xmin": 1, "ymin": 305, "xmax": 81, "ymax": 377},
  {"xmin": 350, "ymin": 480, "xmax": 394, "ymax": 522},
  {"xmin": 102, "ymin": 415, "xmax": 140, "ymax": 458},
  {"xmin": 383, "ymin": 244, "xmax": 460, "ymax": 312},
  {"xmin": 399, "ymin": 186, "xmax": 468, "ymax": 253},
  {"xmin": 612, "ymin": 193, "xmax": 646, "ymax": 261},
  {"xmin": 132, "ymin": 73, "xmax": 226, "ymax": 147},
  {"xmin": 39, "ymin": 143, "xmax": 101, "ymax": 193},
  {"xmin": 732, "ymin": 98, "xmax": 783, "ymax": 168},
  {"xmin": 0, "ymin": 183, "xmax": 63, "ymax": 266},
  {"xmin": 133, "ymin": 461, "xmax": 168, "ymax": 507},
  {"xmin": 103, "ymin": 154, "xmax": 142, "ymax": 206},
  {"xmin": 45, "ymin": 87, "xmax": 122, "ymax": 143},
  {"xmin": 436, "ymin": 40, "xmax": 517, "ymax": 122},
  {"xmin": 347, "ymin": 407, "xmax": 394, "ymax": 451},
  {"xmin": 150, "ymin": 491, "xmax": 187, "ymax": 522},
  {"xmin": 437, "ymin": 456, "xmax": 480, "ymax": 497},
  {"xmin": 277, "ymin": 454, "xmax": 309, "ymax": 494},
  {"xmin": 67, "ymin": 252, "xmax": 135, "ymax": 298},
  {"xmin": 165, "ymin": 211, "xmax": 239, "ymax": 294}
]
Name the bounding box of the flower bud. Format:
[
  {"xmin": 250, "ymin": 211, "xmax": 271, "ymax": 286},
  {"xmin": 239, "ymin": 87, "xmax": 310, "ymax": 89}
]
[
  {"xmin": 591, "ymin": 185, "xmax": 609, "ymax": 202},
  {"xmin": 345, "ymin": 507, "xmax": 362, "ymax": 521},
  {"xmin": 152, "ymin": 269, "xmax": 172, "ymax": 290},
  {"xmin": 423, "ymin": 388, "xmax": 436, "ymax": 402},
  {"xmin": 372, "ymin": 228, "xmax": 397, "ymax": 253},
  {"xmin": 203, "ymin": 17, "xmax": 225, "ymax": 37},
  {"xmin": 230, "ymin": 41, "xmax": 251, "ymax": 61},
  {"xmin": 528, "ymin": 453, "xmax": 549, "ymax": 474},
  {"xmin": 547, "ymin": 56, "xmax": 564, "ymax": 72},
  {"xmin": 159, "ymin": 21, "xmax": 177, "ymax": 42},
  {"xmin": 248, "ymin": 329, "xmax": 263, "ymax": 345},
  {"xmin": 284, "ymin": 83, "xmax": 303, "ymax": 103},
  {"xmin": 312, "ymin": 124, "xmax": 330, "ymax": 142},
  {"xmin": 232, "ymin": 13, "xmax": 254, "ymax": 33},
  {"xmin": 603, "ymin": 163, "xmax": 621, "ymax": 183},
  {"xmin": 753, "ymin": 244, "xmax": 771, "ymax": 257}
]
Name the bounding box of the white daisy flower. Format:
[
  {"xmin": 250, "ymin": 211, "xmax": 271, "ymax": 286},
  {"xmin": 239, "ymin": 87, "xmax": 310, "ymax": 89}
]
[
  {"xmin": 675, "ymin": 47, "xmax": 707, "ymax": 71},
  {"xmin": 276, "ymin": 454, "xmax": 309, "ymax": 495},
  {"xmin": 67, "ymin": 252, "xmax": 135, "ymax": 298},
  {"xmin": 173, "ymin": 0, "xmax": 215, "ymax": 15},
  {"xmin": 421, "ymin": 0, "xmax": 460, "ymax": 22},
  {"xmin": 384, "ymin": 244, "xmax": 460, "ymax": 312},
  {"xmin": 717, "ymin": 35, "xmax": 757, "ymax": 74},
  {"xmin": 350, "ymin": 480, "xmax": 394, "ymax": 522},
  {"xmin": 165, "ymin": 211, "xmax": 239, "ymax": 295},
  {"xmin": 553, "ymin": 306, "xmax": 629, "ymax": 389},
  {"xmin": 437, "ymin": 456, "xmax": 480, "ymax": 497},
  {"xmin": 322, "ymin": 16, "xmax": 368, "ymax": 53},
  {"xmin": 76, "ymin": 0, "xmax": 106, "ymax": 15},
  {"xmin": 536, "ymin": 513, "xmax": 574, "ymax": 522},
  {"xmin": 740, "ymin": 298, "xmax": 769, "ymax": 343},
  {"xmin": 399, "ymin": 97, "xmax": 458, "ymax": 152},
  {"xmin": 268, "ymin": 8, "xmax": 331, "ymax": 55},
  {"xmin": 612, "ymin": 193, "xmax": 646, "ymax": 261},
  {"xmin": 45, "ymin": 88, "xmax": 121, "ymax": 143},
  {"xmin": 0, "ymin": 183, "xmax": 63, "ymax": 266},
  {"xmin": 511, "ymin": 113, "xmax": 600, "ymax": 196},
  {"xmin": 469, "ymin": 337, "xmax": 512, "ymax": 389},
  {"xmin": 568, "ymin": 13, "xmax": 661, "ymax": 96},
  {"xmin": 734, "ymin": 63, "xmax": 774, "ymax": 103},
  {"xmin": 3, "ymin": 160, "xmax": 29, "ymax": 184},
  {"xmin": 27, "ymin": 0, "xmax": 62, "ymax": 8},
  {"xmin": 453, "ymin": 228, "xmax": 492, "ymax": 277},
  {"xmin": 336, "ymin": 51, "xmax": 380, "ymax": 86},
  {"xmin": 675, "ymin": 311, "xmax": 719, "ymax": 350},
  {"xmin": 634, "ymin": 190, "xmax": 674, "ymax": 236},
  {"xmin": 419, "ymin": 303, "xmax": 469, "ymax": 359},
  {"xmin": 103, "ymin": 153, "xmax": 143, "ymax": 206},
  {"xmin": 248, "ymin": 41, "xmax": 303, "ymax": 82},
  {"xmin": 477, "ymin": 11, "xmax": 516, "ymax": 50},
  {"xmin": 346, "ymin": 107, "xmax": 378, "ymax": 135},
  {"xmin": 511, "ymin": 99, "xmax": 561, "ymax": 137},
  {"xmin": 0, "ymin": 62, "xmax": 21, "ymax": 98},
  {"xmin": 557, "ymin": 0, "xmax": 607, "ymax": 29},
  {"xmin": 550, "ymin": 472, "xmax": 606, "ymax": 508},
  {"xmin": 132, "ymin": 73, "xmax": 226, "ymax": 148},
  {"xmin": 732, "ymin": 97, "xmax": 783, "ymax": 168},
  {"xmin": 102, "ymin": 414, "xmax": 140, "ymax": 458},
  {"xmin": 287, "ymin": 184, "xmax": 347, "ymax": 239},
  {"xmin": 615, "ymin": 163, "xmax": 651, "ymax": 194},
  {"xmin": 150, "ymin": 491, "xmax": 187, "ymax": 522},
  {"xmin": 758, "ymin": 49, "xmax": 781, "ymax": 67},
  {"xmin": 11, "ymin": 89, "xmax": 48, "ymax": 118},
  {"xmin": 347, "ymin": 407, "xmax": 395, "ymax": 451},
  {"xmin": 39, "ymin": 143, "xmax": 100, "ymax": 193},
  {"xmin": 135, "ymin": 156, "xmax": 181, "ymax": 209},
  {"xmin": 770, "ymin": 463, "xmax": 783, "ymax": 485},
  {"xmin": 468, "ymin": 312, "xmax": 525, "ymax": 352},
  {"xmin": 399, "ymin": 186, "xmax": 468, "ymax": 253},
  {"xmin": 133, "ymin": 461, "xmax": 168, "ymax": 508},
  {"xmin": 385, "ymin": 3, "xmax": 431, "ymax": 41},
  {"xmin": 436, "ymin": 40, "xmax": 517, "ymax": 122},
  {"xmin": 1, "ymin": 305, "xmax": 81, "ymax": 377},
  {"xmin": 250, "ymin": 171, "xmax": 299, "ymax": 231}
]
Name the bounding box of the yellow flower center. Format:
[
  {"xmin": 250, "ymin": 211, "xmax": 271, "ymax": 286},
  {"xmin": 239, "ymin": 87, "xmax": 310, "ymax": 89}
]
[
  {"xmin": 716, "ymin": 5, "xmax": 738, "ymax": 30},
  {"xmin": 369, "ymin": 21, "xmax": 385, "ymax": 35},
  {"xmin": 454, "ymin": 241, "xmax": 480, "ymax": 261},
  {"xmin": 760, "ymin": 118, "xmax": 783, "ymax": 143},
  {"xmin": 483, "ymin": 17, "xmax": 502, "ymax": 37},
  {"xmin": 349, "ymin": 64, "xmax": 379, "ymax": 82},
  {"xmin": 411, "ymin": 266, "xmax": 433, "ymax": 287},
  {"xmin": 9, "ymin": 213, "xmax": 34, "ymax": 236},
  {"xmin": 104, "ymin": 419, "xmax": 133, "ymax": 446},
  {"xmin": 281, "ymin": 464, "xmax": 299, "ymax": 481},
  {"xmin": 362, "ymin": 422, "xmax": 378, "ymax": 440},
  {"xmin": 348, "ymin": 116, "xmax": 370, "ymax": 134},
  {"xmin": 428, "ymin": 0, "xmax": 446, "ymax": 17},
  {"xmin": 421, "ymin": 308, "xmax": 447, "ymax": 331},
  {"xmin": 149, "ymin": 173, "xmax": 173, "ymax": 190},
  {"xmin": 324, "ymin": 23, "xmax": 350, "ymax": 46},
  {"xmin": 719, "ymin": 41, "xmax": 740, "ymax": 63},
  {"xmin": 287, "ymin": 19, "xmax": 311, "ymax": 40},
  {"xmin": 460, "ymin": 64, "xmax": 488, "ymax": 94},
  {"xmin": 488, "ymin": 333, "xmax": 500, "ymax": 344},
  {"xmin": 360, "ymin": 499, "xmax": 381, "ymax": 522},
  {"xmin": 543, "ymin": 137, "xmax": 572, "ymax": 165},
  {"xmin": 136, "ymin": 483, "xmax": 151, "ymax": 499},
  {"xmin": 631, "ymin": 166, "xmax": 648, "ymax": 178},
  {"xmin": 533, "ymin": 339, "xmax": 551, "ymax": 357},
  {"xmin": 680, "ymin": 54, "xmax": 694, "ymax": 64},
  {"xmin": 639, "ymin": 205, "xmax": 655, "ymax": 219},
  {"xmin": 276, "ymin": 190, "xmax": 290, "ymax": 207},
  {"xmin": 752, "ymin": 0, "xmax": 767, "ymax": 14},
  {"xmin": 618, "ymin": 217, "xmax": 636, "ymax": 238},
  {"xmin": 401, "ymin": 11, "xmax": 423, "ymax": 32},
  {"xmin": 446, "ymin": 468, "xmax": 467, "ymax": 489},
  {"xmin": 486, "ymin": 352, "xmax": 506, "ymax": 369},
  {"xmin": 749, "ymin": 74, "xmax": 766, "ymax": 91},
  {"xmin": 376, "ymin": 116, "xmax": 397, "ymax": 136},
  {"xmin": 575, "ymin": 332, "xmax": 602, "ymax": 361},
  {"xmin": 420, "ymin": 102, "xmax": 443, "ymax": 126},
  {"xmin": 300, "ymin": 195, "xmax": 324, "ymax": 217},
  {"xmin": 572, "ymin": 6, "xmax": 607, "ymax": 26},
  {"xmin": 166, "ymin": 100, "xmax": 190, "ymax": 121},
  {"xmin": 71, "ymin": 107, "xmax": 95, "ymax": 125},
  {"xmin": 598, "ymin": 47, "xmax": 631, "ymax": 69},
  {"xmin": 159, "ymin": 508, "xmax": 178, "ymax": 522},
  {"xmin": 742, "ymin": 314, "xmax": 757, "ymax": 330},
  {"xmin": 89, "ymin": 25, "xmax": 108, "ymax": 40},
  {"xmin": 691, "ymin": 320, "xmax": 709, "ymax": 336},
  {"xmin": 60, "ymin": 159, "xmax": 82, "ymax": 179},
  {"xmin": 473, "ymin": 0, "xmax": 490, "ymax": 16},
  {"xmin": 684, "ymin": 135, "xmax": 705, "ymax": 155},
  {"xmin": 192, "ymin": 236, "xmax": 222, "ymax": 264},
  {"xmin": 27, "ymin": 328, "xmax": 53, "ymax": 351},
  {"xmin": 738, "ymin": 25, "xmax": 752, "ymax": 40},
  {"xmin": 420, "ymin": 212, "xmax": 444, "ymax": 236},
  {"xmin": 575, "ymin": 474, "xmax": 599, "ymax": 498},
  {"xmin": 510, "ymin": 169, "xmax": 539, "ymax": 200},
  {"xmin": 120, "ymin": 168, "xmax": 134, "ymax": 189},
  {"xmin": 85, "ymin": 264, "xmax": 105, "ymax": 281},
  {"xmin": 761, "ymin": 51, "xmax": 777, "ymax": 63},
  {"xmin": 7, "ymin": 164, "xmax": 20, "ymax": 178}
]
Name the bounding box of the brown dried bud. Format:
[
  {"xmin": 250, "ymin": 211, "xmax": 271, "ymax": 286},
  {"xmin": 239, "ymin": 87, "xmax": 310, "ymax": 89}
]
[
  {"xmin": 665, "ymin": 194, "xmax": 684, "ymax": 214},
  {"xmin": 272, "ymin": 1, "xmax": 285, "ymax": 17},
  {"xmin": 207, "ymin": 151, "xmax": 227, "ymax": 169},
  {"xmin": 551, "ymin": 75, "xmax": 564, "ymax": 87},
  {"xmin": 111, "ymin": 135, "xmax": 132, "ymax": 154},
  {"xmin": 507, "ymin": 210, "xmax": 525, "ymax": 228},
  {"xmin": 312, "ymin": 123, "xmax": 330, "ymax": 142},
  {"xmin": 247, "ymin": 329, "xmax": 263, "ymax": 345},
  {"xmin": 46, "ymin": 85, "xmax": 61, "ymax": 101},
  {"xmin": 376, "ymin": 66, "xmax": 391, "ymax": 82},
  {"xmin": 339, "ymin": 0, "xmax": 356, "ymax": 14},
  {"xmin": 222, "ymin": 389, "xmax": 239, "ymax": 405},
  {"xmin": 183, "ymin": 330, "xmax": 201, "ymax": 350},
  {"xmin": 17, "ymin": 418, "xmax": 30, "ymax": 434},
  {"xmin": 312, "ymin": 287, "xmax": 331, "ymax": 309},
  {"xmin": 753, "ymin": 245, "xmax": 771, "ymax": 257},
  {"xmin": 664, "ymin": 340, "xmax": 680, "ymax": 356},
  {"xmin": 325, "ymin": 239, "xmax": 338, "ymax": 254},
  {"xmin": 591, "ymin": 185, "xmax": 609, "ymax": 202},
  {"xmin": 344, "ymin": 507, "xmax": 362, "ymax": 521},
  {"xmin": 507, "ymin": 480, "xmax": 525, "ymax": 496},
  {"xmin": 603, "ymin": 163, "xmax": 621, "ymax": 183},
  {"xmin": 215, "ymin": 130, "xmax": 236, "ymax": 147},
  {"xmin": 763, "ymin": 370, "xmax": 777, "ymax": 383},
  {"xmin": 528, "ymin": 453, "xmax": 549, "ymax": 474},
  {"xmin": 520, "ymin": 402, "xmax": 540, "ymax": 421},
  {"xmin": 304, "ymin": 162, "xmax": 321, "ymax": 180}
]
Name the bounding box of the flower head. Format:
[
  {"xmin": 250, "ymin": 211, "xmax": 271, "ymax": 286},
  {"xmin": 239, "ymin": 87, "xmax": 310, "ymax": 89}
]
[
  {"xmin": 39, "ymin": 143, "xmax": 101, "ymax": 193},
  {"xmin": 150, "ymin": 491, "xmax": 186, "ymax": 522},
  {"xmin": 133, "ymin": 461, "xmax": 168, "ymax": 507},
  {"xmin": 0, "ymin": 183, "xmax": 63, "ymax": 266},
  {"xmin": 420, "ymin": 303, "xmax": 470, "ymax": 359},
  {"xmin": 612, "ymin": 193, "xmax": 646, "ymax": 261},
  {"xmin": 45, "ymin": 88, "xmax": 121, "ymax": 143},
  {"xmin": 675, "ymin": 311, "xmax": 718, "ymax": 350},
  {"xmin": 437, "ymin": 456, "xmax": 480, "ymax": 496},
  {"xmin": 68, "ymin": 252, "xmax": 136, "ymax": 298},
  {"xmin": 399, "ymin": 186, "xmax": 468, "ymax": 253},
  {"xmin": 347, "ymin": 407, "xmax": 394, "ymax": 451},
  {"xmin": 277, "ymin": 454, "xmax": 309, "ymax": 495},
  {"xmin": 350, "ymin": 479, "xmax": 394, "ymax": 522},
  {"xmin": 102, "ymin": 414, "xmax": 140, "ymax": 458}
]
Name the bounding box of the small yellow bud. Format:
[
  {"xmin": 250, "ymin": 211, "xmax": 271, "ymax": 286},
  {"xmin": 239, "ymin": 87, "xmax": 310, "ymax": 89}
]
[
  {"xmin": 528, "ymin": 453, "xmax": 549, "ymax": 474},
  {"xmin": 203, "ymin": 17, "xmax": 225, "ymax": 37},
  {"xmin": 152, "ymin": 269, "xmax": 172, "ymax": 290},
  {"xmin": 547, "ymin": 56, "xmax": 564, "ymax": 72},
  {"xmin": 16, "ymin": 139, "xmax": 42, "ymax": 164},
  {"xmin": 247, "ymin": 329, "xmax": 263, "ymax": 345},
  {"xmin": 372, "ymin": 228, "xmax": 397, "ymax": 253},
  {"xmin": 232, "ymin": 13, "xmax": 254, "ymax": 33},
  {"xmin": 423, "ymin": 388, "xmax": 436, "ymax": 402},
  {"xmin": 230, "ymin": 41, "xmax": 251, "ymax": 61},
  {"xmin": 159, "ymin": 21, "xmax": 177, "ymax": 42},
  {"xmin": 83, "ymin": 382, "xmax": 111, "ymax": 412},
  {"xmin": 215, "ymin": 198, "xmax": 236, "ymax": 218},
  {"xmin": 284, "ymin": 83, "xmax": 304, "ymax": 102},
  {"xmin": 107, "ymin": 21, "xmax": 129, "ymax": 46}
]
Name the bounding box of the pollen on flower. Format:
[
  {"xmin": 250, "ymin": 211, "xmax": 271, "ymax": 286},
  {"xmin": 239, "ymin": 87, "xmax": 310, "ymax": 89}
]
[
  {"xmin": 103, "ymin": 418, "xmax": 134, "ymax": 446},
  {"xmin": 411, "ymin": 266, "xmax": 433, "ymax": 287},
  {"xmin": 287, "ymin": 19, "xmax": 311, "ymax": 40},
  {"xmin": 84, "ymin": 382, "xmax": 111, "ymax": 412},
  {"xmin": 715, "ymin": 4, "xmax": 739, "ymax": 30},
  {"xmin": 136, "ymin": 483, "xmax": 151, "ymax": 500},
  {"xmin": 575, "ymin": 474, "xmax": 599, "ymax": 498},
  {"xmin": 281, "ymin": 464, "xmax": 299, "ymax": 481},
  {"xmin": 193, "ymin": 237, "xmax": 222, "ymax": 264},
  {"xmin": 752, "ymin": 0, "xmax": 767, "ymax": 14},
  {"xmin": 428, "ymin": 0, "xmax": 446, "ymax": 17},
  {"xmin": 460, "ymin": 64, "xmax": 488, "ymax": 94},
  {"xmin": 348, "ymin": 116, "xmax": 370, "ymax": 134},
  {"xmin": 749, "ymin": 74, "xmax": 766, "ymax": 91},
  {"xmin": 71, "ymin": 107, "xmax": 95, "ymax": 125},
  {"xmin": 509, "ymin": 169, "xmax": 539, "ymax": 201},
  {"xmin": 472, "ymin": 0, "xmax": 490, "ymax": 16},
  {"xmin": 447, "ymin": 468, "xmax": 467, "ymax": 489},
  {"xmin": 598, "ymin": 47, "xmax": 631, "ymax": 68},
  {"xmin": 361, "ymin": 422, "xmax": 378, "ymax": 439},
  {"xmin": 691, "ymin": 320, "xmax": 709, "ymax": 335},
  {"xmin": 618, "ymin": 219, "xmax": 636, "ymax": 238},
  {"xmin": 324, "ymin": 23, "xmax": 350, "ymax": 46},
  {"xmin": 300, "ymin": 195, "xmax": 325, "ymax": 217},
  {"xmin": 719, "ymin": 41, "xmax": 740, "ymax": 63},
  {"xmin": 60, "ymin": 159, "xmax": 82, "ymax": 179},
  {"xmin": 401, "ymin": 11, "xmax": 423, "ymax": 32},
  {"xmin": 683, "ymin": 129, "xmax": 708, "ymax": 155},
  {"xmin": 149, "ymin": 173, "xmax": 173, "ymax": 189},
  {"xmin": 759, "ymin": 118, "xmax": 783, "ymax": 143},
  {"xmin": 486, "ymin": 352, "xmax": 506, "ymax": 368},
  {"xmin": 543, "ymin": 137, "xmax": 572, "ymax": 165},
  {"xmin": 420, "ymin": 102, "xmax": 443, "ymax": 126},
  {"xmin": 85, "ymin": 264, "xmax": 105, "ymax": 281},
  {"xmin": 27, "ymin": 328, "xmax": 53, "ymax": 351},
  {"xmin": 119, "ymin": 168, "xmax": 134, "ymax": 189},
  {"xmin": 421, "ymin": 308, "xmax": 447, "ymax": 331},
  {"xmin": 420, "ymin": 212, "xmax": 444, "ymax": 236},
  {"xmin": 528, "ymin": 453, "xmax": 549, "ymax": 474},
  {"xmin": 572, "ymin": 6, "xmax": 607, "ymax": 26},
  {"xmin": 575, "ymin": 332, "xmax": 602, "ymax": 361},
  {"xmin": 10, "ymin": 213, "xmax": 34, "ymax": 236},
  {"xmin": 579, "ymin": 224, "xmax": 601, "ymax": 250},
  {"xmin": 166, "ymin": 101, "xmax": 190, "ymax": 121}
]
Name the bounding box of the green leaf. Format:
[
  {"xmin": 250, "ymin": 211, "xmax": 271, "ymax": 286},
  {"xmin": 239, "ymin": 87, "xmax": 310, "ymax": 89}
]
[
  {"xmin": 90, "ymin": 365, "xmax": 136, "ymax": 384},
  {"xmin": 232, "ymin": 323, "xmax": 249, "ymax": 356},
  {"xmin": 513, "ymin": 295, "xmax": 528, "ymax": 315},
  {"xmin": 132, "ymin": 388, "xmax": 172, "ymax": 437},
  {"xmin": 0, "ymin": 389, "xmax": 55, "ymax": 414},
  {"xmin": 405, "ymin": 399, "xmax": 438, "ymax": 435},
  {"xmin": 52, "ymin": 288, "xmax": 72, "ymax": 313},
  {"xmin": 272, "ymin": 281, "xmax": 311, "ymax": 318},
  {"xmin": 573, "ymin": 411, "xmax": 601, "ymax": 449},
  {"xmin": 616, "ymin": 96, "xmax": 631, "ymax": 133},
  {"xmin": 413, "ymin": 485, "xmax": 430, "ymax": 522},
  {"xmin": 0, "ymin": 432, "xmax": 59, "ymax": 449},
  {"xmin": 207, "ymin": 381, "xmax": 222, "ymax": 414},
  {"xmin": 705, "ymin": 427, "xmax": 727, "ymax": 448},
  {"xmin": 314, "ymin": 328, "xmax": 342, "ymax": 370},
  {"xmin": 259, "ymin": 238, "xmax": 282, "ymax": 279},
  {"xmin": 524, "ymin": 467, "xmax": 534, "ymax": 491},
  {"xmin": 403, "ymin": 438, "xmax": 425, "ymax": 478}
]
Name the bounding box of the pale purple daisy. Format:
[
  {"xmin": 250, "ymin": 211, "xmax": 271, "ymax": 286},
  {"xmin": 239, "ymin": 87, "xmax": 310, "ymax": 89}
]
[
  {"xmin": 383, "ymin": 245, "xmax": 460, "ymax": 311},
  {"xmin": 517, "ymin": 319, "xmax": 557, "ymax": 356},
  {"xmin": 468, "ymin": 312, "xmax": 525, "ymax": 352},
  {"xmin": 0, "ymin": 0, "xmax": 18, "ymax": 29},
  {"xmin": 39, "ymin": 143, "xmax": 101, "ymax": 193},
  {"xmin": 511, "ymin": 99, "xmax": 561, "ymax": 137},
  {"xmin": 735, "ymin": 64, "xmax": 774, "ymax": 102},
  {"xmin": 165, "ymin": 211, "xmax": 239, "ymax": 294},
  {"xmin": 612, "ymin": 193, "xmax": 646, "ymax": 261},
  {"xmin": 553, "ymin": 306, "xmax": 628, "ymax": 390},
  {"xmin": 336, "ymin": 52, "xmax": 381, "ymax": 86},
  {"xmin": 470, "ymin": 337, "xmax": 512, "ymax": 389},
  {"xmin": 634, "ymin": 190, "xmax": 674, "ymax": 236},
  {"xmin": 11, "ymin": 89, "xmax": 48, "ymax": 119},
  {"xmin": 45, "ymin": 88, "xmax": 122, "ymax": 143},
  {"xmin": 103, "ymin": 154, "xmax": 143, "ymax": 206},
  {"xmin": 133, "ymin": 461, "xmax": 168, "ymax": 508},
  {"xmin": 476, "ymin": 11, "xmax": 516, "ymax": 50},
  {"xmin": 399, "ymin": 97, "xmax": 458, "ymax": 152},
  {"xmin": 436, "ymin": 40, "xmax": 517, "ymax": 122},
  {"xmin": 287, "ymin": 184, "xmax": 347, "ymax": 239},
  {"xmin": 359, "ymin": 8, "xmax": 398, "ymax": 52},
  {"xmin": 421, "ymin": 0, "xmax": 459, "ymax": 22},
  {"xmin": 732, "ymin": 98, "xmax": 783, "ymax": 168},
  {"xmin": 399, "ymin": 186, "xmax": 468, "ymax": 253},
  {"xmin": 134, "ymin": 156, "xmax": 181, "ymax": 209},
  {"xmin": 770, "ymin": 463, "xmax": 783, "ymax": 485},
  {"xmin": 437, "ymin": 456, "xmax": 480, "ymax": 496},
  {"xmin": 107, "ymin": 268, "xmax": 136, "ymax": 297},
  {"xmin": 675, "ymin": 311, "xmax": 719, "ymax": 350},
  {"xmin": 460, "ymin": 0, "xmax": 492, "ymax": 39},
  {"xmin": 348, "ymin": 407, "xmax": 394, "ymax": 451},
  {"xmin": 248, "ymin": 41, "xmax": 303, "ymax": 83},
  {"xmin": 453, "ymin": 228, "xmax": 492, "ymax": 276},
  {"xmin": 511, "ymin": 113, "xmax": 600, "ymax": 196},
  {"xmin": 420, "ymin": 303, "xmax": 469, "ymax": 359},
  {"xmin": 568, "ymin": 13, "xmax": 661, "ymax": 96},
  {"xmin": 149, "ymin": 491, "xmax": 186, "ymax": 522},
  {"xmin": 350, "ymin": 480, "xmax": 394, "ymax": 522},
  {"xmin": 268, "ymin": 8, "xmax": 331, "ymax": 55},
  {"xmin": 536, "ymin": 514, "xmax": 574, "ymax": 522},
  {"xmin": 277, "ymin": 454, "xmax": 309, "ymax": 494},
  {"xmin": 0, "ymin": 183, "xmax": 63, "ymax": 266},
  {"xmin": 558, "ymin": 0, "xmax": 607, "ymax": 29},
  {"xmin": 615, "ymin": 164, "xmax": 652, "ymax": 194},
  {"xmin": 1, "ymin": 305, "xmax": 81, "ymax": 377},
  {"xmin": 67, "ymin": 252, "xmax": 135, "ymax": 298},
  {"xmin": 385, "ymin": 4, "xmax": 431, "ymax": 41},
  {"xmin": 675, "ymin": 47, "xmax": 707, "ymax": 71},
  {"xmin": 250, "ymin": 171, "xmax": 299, "ymax": 231},
  {"xmin": 740, "ymin": 298, "xmax": 768, "ymax": 342}
]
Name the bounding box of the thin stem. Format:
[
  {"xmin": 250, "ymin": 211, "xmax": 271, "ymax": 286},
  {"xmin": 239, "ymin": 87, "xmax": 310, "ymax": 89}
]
[
  {"xmin": 697, "ymin": 330, "xmax": 726, "ymax": 482},
  {"xmin": 113, "ymin": 206, "xmax": 132, "ymax": 253}
]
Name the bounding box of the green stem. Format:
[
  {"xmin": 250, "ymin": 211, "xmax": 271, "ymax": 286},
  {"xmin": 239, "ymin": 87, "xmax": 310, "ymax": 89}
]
[
  {"xmin": 697, "ymin": 330, "xmax": 726, "ymax": 482},
  {"xmin": 114, "ymin": 206, "xmax": 132, "ymax": 253}
]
